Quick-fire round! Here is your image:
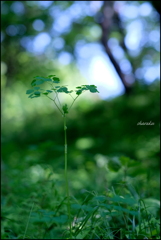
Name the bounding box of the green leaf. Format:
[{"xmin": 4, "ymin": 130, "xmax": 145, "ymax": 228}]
[
  {"xmin": 119, "ymin": 156, "xmax": 131, "ymax": 166},
  {"xmin": 109, "ymin": 196, "xmax": 137, "ymax": 205},
  {"xmin": 81, "ymin": 205, "xmax": 94, "ymax": 212},
  {"xmin": 28, "ymin": 94, "xmax": 40, "ymax": 98},
  {"xmin": 52, "ymin": 77, "xmax": 60, "ymax": 83},
  {"xmin": 57, "ymin": 87, "xmax": 69, "ymax": 93},
  {"xmin": 75, "ymin": 85, "xmax": 99, "ymax": 95},
  {"xmin": 46, "ymin": 90, "xmax": 53, "ymax": 93},
  {"xmin": 71, "ymin": 204, "xmax": 82, "ymax": 210},
  {"xmin": 33, "ymin": 95, "xmax": 41, "ymax": 98},
  {"xmin": 81, "ymin": 86, "xmax": 88, "ymax": 90},
  {"xmin": 76, "ymin": 89, "xmax": 83, "ymax": 95},
  {"xmin": 108, "ymin": 157, "xmax": 121, "ymax": 172},
  {"xmin": 28, "ymin": 93, "xmax": 34, "ymax": 98},
  {"xmin": 34, "ymin": 76, "xmax": 52, "ymax": 82},
  {"xmin": 62, "ymin": 104, "xmax": 68, "ymax": 114},
  {"xmin": 31, "ymin": 79, "xmax": 36, "ymax": 86},
  {"xmin": 31, "ymin": 76, "xmax": 53, "ymax": 86},
  {"xmin": 48, "ymin": 75, "xmax": 56, "ymax": 77},
  {"xmin": 52, "ymin": 215, "xmax": 68, "ymax": 224},
  {"xmin": 86, "ymin": 85, "xmax": 99, "ymax": 93},
  {"xmin": 30, "ymin": 216, "xmax": 52, "ymax": 223},
  {"xmin": 34, "ymin": 91, "xmax": 41, "ymax": 95},
  {"xmin": 34, "ymin": 87, "xmax": 40, "ymax": 90},
  {"xmin": 93, "ymin": 196, "xmax": 107, "ymax": 202},
  {"xmin": 99, "ymin": 203, "xmax": 113, "ymax": 210},
  {"xmin": 31, "ymin": 80, "xmax": 44, "ymax": 86},
  {"xmin": 26, "ymin": 89, "xmax": 34, "ymax": 94},
  {"xmin": 71, "ymin": 204, "xmax": 95, "ymax": 212}
]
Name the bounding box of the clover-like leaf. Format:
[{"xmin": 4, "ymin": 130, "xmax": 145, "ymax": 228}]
[
  {"xmin": 75, "ymin": 85, "xmax": 99, "ymax": 95},
  {"xmin": 57, "ymin": 87, "xmax": 69, "ymax": 93},
  {"xmin": 85, "ymin": 85, "xmax": 99, "ymax": 93}
]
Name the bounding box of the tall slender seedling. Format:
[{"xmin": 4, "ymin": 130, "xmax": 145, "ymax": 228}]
[{"xmin": 26, "ymin": 75, "xmax": 99, "ymax": 237}]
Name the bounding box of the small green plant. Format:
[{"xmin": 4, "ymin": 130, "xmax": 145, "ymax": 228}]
[{"xmin": 26, "ymin": 75, "xmax": 99, "ymax": 238}]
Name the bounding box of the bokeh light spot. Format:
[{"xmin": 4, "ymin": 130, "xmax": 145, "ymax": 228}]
[
  {"xmin": 33, "ymin": 19, "xmax": 45, "ymax": 31},
  {"xmin": 11, "ymin": 1, "xmax": 25, "ymax": 15},
  {"xmin": 6, "ymin": 25, "xmax": 18, "ymax": 36}
]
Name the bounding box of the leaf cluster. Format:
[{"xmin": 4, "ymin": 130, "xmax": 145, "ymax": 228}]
[
  {"xmin": 26, "ymin": 75, "xmax": 99, "ymax": 98},
  {"xmin": 26, "ymin": 75, "xmax": 99, "ymax": 115}
]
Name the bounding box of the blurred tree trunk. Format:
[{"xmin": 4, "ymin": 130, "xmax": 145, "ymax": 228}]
[
  {"xmin": 99, "ymin": 1, "xmax": 134, "ymax": 95},
  {"xmin": 150, "ymin": 1, "xmax": 160, "ymax": 16}
]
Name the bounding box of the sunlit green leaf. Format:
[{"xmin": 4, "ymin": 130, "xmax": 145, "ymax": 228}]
[
  {"xmin": 85, "ymin": 85, "xmax": 99, "ymax": 93},
  {"xmin": 57, "ymin": 87, "xmax": 69, "ymax": 93},
  {"xmin": 75, "ymin": 85, "xmax": 99, "ymax": 95}
]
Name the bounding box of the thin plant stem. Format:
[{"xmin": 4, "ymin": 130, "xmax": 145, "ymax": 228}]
[
  {"xmin": 55, "ymin": 91, "xmax": 63, "ymax": 110},
  {"xmin": 23, "ymin": 201, "xmax": 34, "ymax": 239},
  {"xmin": 69, "ymin": 93, "xmax": 75, "ymax": 100},
  {"xmin": 68, "ymin": 95, "xmax": 79, "ymax": 111},
  {"xmin": 63, "ymin": 114, "xmax": 72, "ymax": 238},
  {"xmin": 45, "ymin": 95, "xmax": 63, "ymax": 114}
]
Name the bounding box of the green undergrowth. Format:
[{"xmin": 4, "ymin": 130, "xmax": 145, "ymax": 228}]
[{"xmin": 1, "ymin": 155, "xmax": 160, "ymax": 239}]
